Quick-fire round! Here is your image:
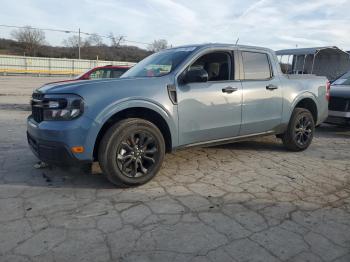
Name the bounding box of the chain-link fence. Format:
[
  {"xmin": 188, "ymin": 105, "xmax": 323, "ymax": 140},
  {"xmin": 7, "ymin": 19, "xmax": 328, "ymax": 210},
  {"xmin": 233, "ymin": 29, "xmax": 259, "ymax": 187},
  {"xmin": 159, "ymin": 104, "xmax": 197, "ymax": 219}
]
[{"xmin": 0, "ymin": 55, "xmax": 135, "ymax": 76}]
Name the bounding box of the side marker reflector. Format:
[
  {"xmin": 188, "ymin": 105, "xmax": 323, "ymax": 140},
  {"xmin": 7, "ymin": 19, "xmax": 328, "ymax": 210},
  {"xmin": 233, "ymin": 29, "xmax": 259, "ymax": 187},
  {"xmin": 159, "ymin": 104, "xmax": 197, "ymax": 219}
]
[{"xmin": 71, "ymin": 146, "xmax": 84, "ymax": 153}]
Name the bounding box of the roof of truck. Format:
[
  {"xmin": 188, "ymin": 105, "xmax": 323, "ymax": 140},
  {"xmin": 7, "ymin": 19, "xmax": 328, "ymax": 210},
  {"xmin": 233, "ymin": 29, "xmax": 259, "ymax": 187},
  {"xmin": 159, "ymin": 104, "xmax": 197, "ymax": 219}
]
[{"xmin": 169, "ymin": 43, "xmax": 274, "ymax": 53}]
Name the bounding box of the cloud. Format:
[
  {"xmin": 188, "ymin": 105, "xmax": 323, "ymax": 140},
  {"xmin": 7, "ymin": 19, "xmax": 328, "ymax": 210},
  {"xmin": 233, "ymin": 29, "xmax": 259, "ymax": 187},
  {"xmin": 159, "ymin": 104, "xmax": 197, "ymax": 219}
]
[{"xmin": 0, "ymin": 0, "xmax": 349, "ymax": 50}]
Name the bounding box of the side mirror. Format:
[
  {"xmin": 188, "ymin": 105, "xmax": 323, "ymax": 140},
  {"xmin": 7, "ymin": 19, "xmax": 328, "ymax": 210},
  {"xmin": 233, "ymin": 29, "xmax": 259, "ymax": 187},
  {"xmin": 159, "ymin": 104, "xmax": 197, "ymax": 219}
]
[{"xmin": 183, "ymin": 68, "xmax": 208, "ymax": 83}]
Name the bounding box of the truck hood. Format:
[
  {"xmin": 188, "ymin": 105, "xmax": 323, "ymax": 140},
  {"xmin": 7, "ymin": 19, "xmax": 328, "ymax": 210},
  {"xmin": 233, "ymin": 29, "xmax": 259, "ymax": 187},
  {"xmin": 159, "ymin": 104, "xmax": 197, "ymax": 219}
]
[
  {"xmin": 330, "ymin": 85, "xmax": 350, "ymax": 99},
  {"xmin": 36, "ymin": 78, "xmax": 132, "ymax": 94},
  {"xmin": 35, "ymin": 76, "xmax": 170, "ymax": 96}
]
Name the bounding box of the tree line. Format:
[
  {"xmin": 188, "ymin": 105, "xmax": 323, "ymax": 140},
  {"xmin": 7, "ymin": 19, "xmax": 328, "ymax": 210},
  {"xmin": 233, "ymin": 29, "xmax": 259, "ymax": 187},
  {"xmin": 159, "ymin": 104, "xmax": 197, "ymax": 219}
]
[{"xmin": 0, "ymin": 26, "xmax": 170, "ymax": 62}]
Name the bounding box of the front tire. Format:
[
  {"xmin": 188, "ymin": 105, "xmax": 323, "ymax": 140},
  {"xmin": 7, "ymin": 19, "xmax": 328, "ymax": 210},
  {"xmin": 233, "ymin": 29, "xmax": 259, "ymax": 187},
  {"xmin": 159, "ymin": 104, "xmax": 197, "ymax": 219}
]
[
  {"xmin": 98, "ymin": 118, "xmax": 165, "ymax": 186},
  {"xmin": 282, "ymin": 108, "xmax": 315, "ymax": 151}
]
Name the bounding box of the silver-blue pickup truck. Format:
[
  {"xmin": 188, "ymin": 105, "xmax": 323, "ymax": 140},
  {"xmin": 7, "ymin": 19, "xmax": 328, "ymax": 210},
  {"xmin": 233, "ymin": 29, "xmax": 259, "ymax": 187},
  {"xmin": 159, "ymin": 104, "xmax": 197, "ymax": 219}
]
[{"xmin": 27, "ymin": 44, "xmax": 329, "ymax": 186}]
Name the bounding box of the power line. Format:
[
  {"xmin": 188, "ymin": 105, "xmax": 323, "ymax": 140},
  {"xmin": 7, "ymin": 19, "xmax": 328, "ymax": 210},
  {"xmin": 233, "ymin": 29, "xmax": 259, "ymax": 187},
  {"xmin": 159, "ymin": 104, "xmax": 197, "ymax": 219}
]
[
  {"xmin": 0, "ymin": 24, "xmax": 151, "ymax": 45},
  {"xmin": 0, "ymin": 24, "xmax": 72, "ymax": 34}
]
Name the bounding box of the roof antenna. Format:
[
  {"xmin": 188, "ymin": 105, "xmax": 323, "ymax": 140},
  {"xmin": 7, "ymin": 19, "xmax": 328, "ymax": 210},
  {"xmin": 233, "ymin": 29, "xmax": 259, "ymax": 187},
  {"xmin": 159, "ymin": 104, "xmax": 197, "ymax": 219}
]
[{"xmin": 235, "ymin": 37, "xmax": 240, "ymax": 45}]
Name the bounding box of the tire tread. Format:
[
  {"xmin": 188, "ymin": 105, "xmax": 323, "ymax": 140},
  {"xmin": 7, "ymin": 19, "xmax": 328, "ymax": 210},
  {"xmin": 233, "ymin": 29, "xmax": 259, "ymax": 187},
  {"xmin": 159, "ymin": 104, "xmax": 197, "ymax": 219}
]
[
  {"xmin": 282, "ymin": 108, "xmax": 315, "ymax": 152},
  {"xmin": 98, "ymin": 118, "xmax": 165, "ymax": 186}
]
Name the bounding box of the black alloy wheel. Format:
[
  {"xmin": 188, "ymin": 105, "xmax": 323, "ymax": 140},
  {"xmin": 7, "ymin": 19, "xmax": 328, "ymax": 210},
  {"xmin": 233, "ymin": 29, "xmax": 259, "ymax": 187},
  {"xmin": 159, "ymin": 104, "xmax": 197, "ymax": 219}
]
[
  {"xmin": 116, "ymin": 131, "xmax": 159, "ymax": 178},
  {"xmin": 294, "ymin": 115, "xmax": 313, "ymax": 147},
  {"xmin": 282, "ymin": 108, "xmax": 315, "ymax": 151},
  {"xmin": 98, "ymin": 118, "xmax": 165, "ymax": 186}
]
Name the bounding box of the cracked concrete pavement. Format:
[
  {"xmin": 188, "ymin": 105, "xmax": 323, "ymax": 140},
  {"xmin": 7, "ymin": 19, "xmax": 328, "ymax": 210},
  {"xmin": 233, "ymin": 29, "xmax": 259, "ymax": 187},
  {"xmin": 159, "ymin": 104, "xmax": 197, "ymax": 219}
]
[{"xmin": 0, "ymin": 76, "xmax": 350, "ymax": 261}]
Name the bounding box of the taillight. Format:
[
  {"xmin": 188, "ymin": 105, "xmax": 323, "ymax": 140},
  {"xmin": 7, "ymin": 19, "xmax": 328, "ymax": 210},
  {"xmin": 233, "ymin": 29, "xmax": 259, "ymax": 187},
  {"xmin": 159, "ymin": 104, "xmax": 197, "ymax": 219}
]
[{"xmin": 326, "ymin": 81, "xmax": 331, "ymax": 101}]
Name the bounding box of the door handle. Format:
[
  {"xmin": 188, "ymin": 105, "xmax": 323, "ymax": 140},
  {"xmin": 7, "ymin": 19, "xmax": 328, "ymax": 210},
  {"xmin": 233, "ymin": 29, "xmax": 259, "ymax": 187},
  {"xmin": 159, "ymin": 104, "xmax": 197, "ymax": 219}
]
[
  {"xmin": 266, "ymin": 84, "xmax": 278, "ymax": 90},
  {"xmin": 222, "ymin": 86, "xmax": 238, "ymax": 94}
]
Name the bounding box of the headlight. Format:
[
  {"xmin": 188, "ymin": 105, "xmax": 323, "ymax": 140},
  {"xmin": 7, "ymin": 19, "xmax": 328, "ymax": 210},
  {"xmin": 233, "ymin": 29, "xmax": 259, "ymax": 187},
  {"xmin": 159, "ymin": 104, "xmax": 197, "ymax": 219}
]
[{"xmin": 41, "ymin": 94, "xmax": 84, "ymax": 121}]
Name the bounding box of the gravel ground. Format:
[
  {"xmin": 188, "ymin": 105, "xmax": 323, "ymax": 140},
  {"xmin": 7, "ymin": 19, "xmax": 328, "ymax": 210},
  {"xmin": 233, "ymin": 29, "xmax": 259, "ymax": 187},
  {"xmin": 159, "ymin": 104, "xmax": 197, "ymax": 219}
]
[{"xmin": 0, "ymin": 76, "xmax": 350, "ymax": 262}]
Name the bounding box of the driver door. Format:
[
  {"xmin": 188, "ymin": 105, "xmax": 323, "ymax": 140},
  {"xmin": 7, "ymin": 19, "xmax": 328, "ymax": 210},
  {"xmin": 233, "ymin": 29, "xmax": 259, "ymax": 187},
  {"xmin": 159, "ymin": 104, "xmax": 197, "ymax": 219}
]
[{"xmin": 177, "ymin": 51, "xmax": 242, "ymax": 146}]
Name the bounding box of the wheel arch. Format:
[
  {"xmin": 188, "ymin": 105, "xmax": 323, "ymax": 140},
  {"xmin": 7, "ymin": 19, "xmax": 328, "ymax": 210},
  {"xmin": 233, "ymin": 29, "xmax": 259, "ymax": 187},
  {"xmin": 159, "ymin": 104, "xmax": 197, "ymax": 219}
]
[
  {"xmin": 93, "ymin": 106, "xmax": 174, "ymax": 161},
  {"xmin": 291, "ymin": 94, "xmax": 318, "ymax": 124}
]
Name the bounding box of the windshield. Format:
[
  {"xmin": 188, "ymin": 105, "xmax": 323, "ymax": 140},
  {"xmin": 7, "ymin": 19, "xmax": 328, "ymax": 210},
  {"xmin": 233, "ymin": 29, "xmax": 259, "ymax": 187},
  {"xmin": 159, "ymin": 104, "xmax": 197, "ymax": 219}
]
[
  {"xmin": 333, "ymin": 71, "xmax": 350, "ymax": 85},
  {"xmin": 121, "ymin": 47, "xmax": 197, "ymax": 78}
]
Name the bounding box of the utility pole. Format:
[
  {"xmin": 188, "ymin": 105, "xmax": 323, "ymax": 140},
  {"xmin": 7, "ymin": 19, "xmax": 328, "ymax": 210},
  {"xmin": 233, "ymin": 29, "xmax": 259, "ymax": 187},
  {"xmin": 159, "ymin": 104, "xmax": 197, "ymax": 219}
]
[{"xmin": 78, "ymin": 28, "xmax": 81, "ymax": 59}]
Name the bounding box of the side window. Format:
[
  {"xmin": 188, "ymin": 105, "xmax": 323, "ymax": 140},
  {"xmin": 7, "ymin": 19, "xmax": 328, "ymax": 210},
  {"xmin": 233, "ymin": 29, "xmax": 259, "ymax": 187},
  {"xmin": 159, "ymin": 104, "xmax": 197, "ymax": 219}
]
[
  {"xmin": 111, "ymin": 69, "xmax": 127, "ymax": 78},
  {"xmin": 190, "ymin": 52, "xmax": 231, "ymax": 81},
  {"xmin": 242, "ymin": 52, "xmax": 272, "ymax": 80},
  {"xmin": 90, "ymin": 69, "xmax": 111, "ymax": 79}
]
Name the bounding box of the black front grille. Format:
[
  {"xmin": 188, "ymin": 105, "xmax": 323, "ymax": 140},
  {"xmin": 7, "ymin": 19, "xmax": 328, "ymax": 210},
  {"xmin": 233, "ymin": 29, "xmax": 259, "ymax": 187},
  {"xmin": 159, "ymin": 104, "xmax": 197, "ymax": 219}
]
[
  {"xmin": 31, "ymin": 92, "xmax": 44, "ymax": 123},
  {"xmin": 32, "ymin": 107, "xmax": 44, "ymax": 123},
  {"xmin": 329, "ymin": 97, "xmax": 349, "ymax": 112}
]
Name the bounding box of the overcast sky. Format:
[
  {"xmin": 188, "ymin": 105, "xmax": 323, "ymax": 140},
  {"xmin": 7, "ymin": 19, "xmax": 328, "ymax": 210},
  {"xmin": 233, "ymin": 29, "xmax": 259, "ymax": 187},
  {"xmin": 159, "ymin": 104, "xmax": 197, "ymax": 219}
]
[{"xmin": 0, "ymin": 0, "xmax": 349, "ymax": 51}]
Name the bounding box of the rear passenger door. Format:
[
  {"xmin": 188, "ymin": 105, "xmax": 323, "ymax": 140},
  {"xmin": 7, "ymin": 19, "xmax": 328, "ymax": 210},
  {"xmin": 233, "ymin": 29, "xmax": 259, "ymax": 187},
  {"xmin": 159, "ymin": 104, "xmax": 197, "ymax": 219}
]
[{"xmin": 239, "ymin": 50, "xmax": 283, "ymax": 135}]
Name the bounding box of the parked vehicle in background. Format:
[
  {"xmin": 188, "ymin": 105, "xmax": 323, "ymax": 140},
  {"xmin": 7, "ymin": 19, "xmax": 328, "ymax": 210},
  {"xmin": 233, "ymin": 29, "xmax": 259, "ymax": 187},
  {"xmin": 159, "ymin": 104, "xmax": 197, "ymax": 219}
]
[
  {"xmin": 27, "ymin": 43, "xmax": 329, "ymax": 187},
  {"xmin": 276, "ymin": 47, "xmax": 350, "ymax": 81},
  {"xmin": 47, "ymin": 65, "xmax": 131, "ymax": 84},
  {"xmin": 327, "ymin": 71, "xmax": 350, "ymax": 125}
]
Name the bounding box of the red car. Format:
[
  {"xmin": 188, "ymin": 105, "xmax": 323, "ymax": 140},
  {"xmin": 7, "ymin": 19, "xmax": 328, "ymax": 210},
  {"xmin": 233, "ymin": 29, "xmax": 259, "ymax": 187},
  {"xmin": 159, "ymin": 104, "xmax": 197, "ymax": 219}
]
[{"xmin": 48, "ymin": 65, "xmax": 131, "ymax": 84}]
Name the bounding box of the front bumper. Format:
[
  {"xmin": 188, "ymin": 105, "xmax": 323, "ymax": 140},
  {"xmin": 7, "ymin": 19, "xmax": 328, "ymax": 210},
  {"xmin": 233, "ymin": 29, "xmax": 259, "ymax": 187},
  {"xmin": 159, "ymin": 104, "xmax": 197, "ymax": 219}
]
[
  {"xmin": 27, "ymin": 115, "xmax": 96, "ymax": 165},
  {"xmin": 27, "ymin": 132, "xmax": 84, "ymax": 165},
  {"xmin": 328, "ymin": 110, "xmax": 350, "ymax": 118},
  {"xmin": 326, "ymin": 110, "xmax": 350, "ymax": 125}
]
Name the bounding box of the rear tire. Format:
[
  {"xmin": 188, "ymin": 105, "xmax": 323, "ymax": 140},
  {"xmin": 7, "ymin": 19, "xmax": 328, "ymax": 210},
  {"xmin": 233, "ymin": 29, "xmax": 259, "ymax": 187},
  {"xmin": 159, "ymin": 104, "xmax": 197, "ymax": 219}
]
[
  {"xmin": 282, "ymin": 108, "xmax": 315, "ymax": 151},
  {"xmin": 98, "ymin": 118, "xmax": 165, "ymax": 186}
]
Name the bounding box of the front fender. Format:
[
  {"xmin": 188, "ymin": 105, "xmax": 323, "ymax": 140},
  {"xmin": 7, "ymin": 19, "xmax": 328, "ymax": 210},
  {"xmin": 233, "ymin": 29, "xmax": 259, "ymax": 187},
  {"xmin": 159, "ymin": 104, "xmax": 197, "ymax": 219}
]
[
  {"xmin": 96, "ymin": 98, "xmax": 174, "ymax": 125},
  {"xmin": 83, "ymin": 98, "xmax": 178, "ymax": 159}
]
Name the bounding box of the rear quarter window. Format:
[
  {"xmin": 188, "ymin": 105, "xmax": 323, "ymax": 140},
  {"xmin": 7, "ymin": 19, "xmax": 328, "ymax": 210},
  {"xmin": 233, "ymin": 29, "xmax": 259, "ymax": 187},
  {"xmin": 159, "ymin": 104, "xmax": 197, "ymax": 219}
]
[
  {"xmin": 111, "ymin": 69, "xmax": 128, "ymax": 78},
  {"xmin": 242, "ymin": 51, "xmax": 272, "ymax": 80}
]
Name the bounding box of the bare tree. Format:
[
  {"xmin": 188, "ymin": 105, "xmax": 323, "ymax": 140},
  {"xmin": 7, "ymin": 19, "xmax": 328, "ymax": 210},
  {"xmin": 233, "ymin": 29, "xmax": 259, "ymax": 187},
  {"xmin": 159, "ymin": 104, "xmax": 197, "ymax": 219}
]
[
  {"xmin": 11, "ymin": 26, "xmax": 45, "ymax": 56},
  {"xmin": 63, "ymin": 35, "xmax": 92, "ymax": 47},
  {"xmin": 86, "ymin": 33, "xmax": 103, "ymax": 47},
  {"xmin": 109, "ymin": 33, "xmax": 124, "ymax": 47},
  {"xmin": 147, "ymin": 39, "xmax": 168, "ymax": 52},
  {"xmin": 62, "ymin": 35, "xmax": 81, "ymax": 48}
]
